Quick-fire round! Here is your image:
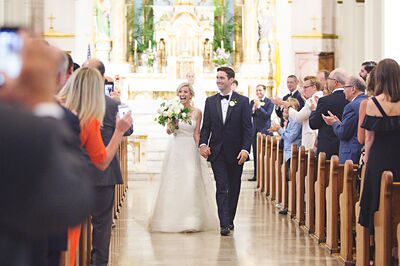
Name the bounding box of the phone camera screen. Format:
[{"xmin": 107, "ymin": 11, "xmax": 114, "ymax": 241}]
[{"xmin": 0, "ymin": 29, "xmax": 23, "ymax": 79}]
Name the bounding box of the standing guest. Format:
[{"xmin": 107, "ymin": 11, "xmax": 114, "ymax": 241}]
[
  {"xmin": 82, "ymin": 59, "xmax": 133, "ymax": 266},
  {"xmin": 231, "ymin": 79, "xmax": 239, "ymax": 91},
  {"xmin": 359, "ymin": 61, "xmax": 377, "ymax": 81},
  {"xmin": 274, "ymin": 75, "xmax": 305, "ymax": 127},
  {"xmin": 358, "ymin": 67, "xmax": 376, "ymax": 145},
  {"xmin": 316, "ymin": 69, "xmax": 330, "ymax": 93},
  {"xmin": 58, "ymin": 67, "xmax": 133, "ymax": 266},
  {"xmin": 322, "ymin": 76, "xmax": 368, "ymax": 164},
  {"xmin": 278, "ymin": 76, "xmax": 323, "ymax": 151},
  {"xmin": 309, "ymin": 68, "xmax": 349, "ymax": 159},
  {"xmin": 269, "ymin": 98, "xmax": 302, "ymax": 215},
  {"xmin": 0, "ymin": 32, "xmax": 92, "ymax": 266},
  {"xmin": 249, "ymin": 84, "xmax": 274, "ymax": 181},
  {"xmin": 359, "ymin": 58, "xmax": 400, "ymax": 233}
]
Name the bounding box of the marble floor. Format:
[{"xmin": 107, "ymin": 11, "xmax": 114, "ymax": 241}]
[{"xmin": 109, "ymin": 177, "xmax": 341, "ymax": 266}]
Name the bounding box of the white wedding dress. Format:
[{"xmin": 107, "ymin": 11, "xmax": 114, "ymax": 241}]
[{"xmin": 149, "ymin": 116, "xmax": 219, "ymax": 232}]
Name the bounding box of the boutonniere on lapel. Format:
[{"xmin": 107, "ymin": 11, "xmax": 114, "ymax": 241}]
[
  {"xmin": 259, "ymin": 101, "xmax": 265, "ymax": 107},
  {"xmin": 229, "ymin": 98, "xmax": 238, "ymax": 107}
]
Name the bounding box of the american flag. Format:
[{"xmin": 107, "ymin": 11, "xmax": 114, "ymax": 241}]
[{"xmin": 87, "ymin": 44, "xmax": 91, "ymax": 59}]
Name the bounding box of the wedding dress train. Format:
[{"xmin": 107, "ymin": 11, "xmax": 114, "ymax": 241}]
[{"xmin": 148, "ymin": 118, "xmax": 219, "ymax": 232}]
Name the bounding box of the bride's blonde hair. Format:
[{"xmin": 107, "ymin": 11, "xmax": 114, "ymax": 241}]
[{"xmin": 176, "ymin": 82, "xmax": 195, "ymax": 98}]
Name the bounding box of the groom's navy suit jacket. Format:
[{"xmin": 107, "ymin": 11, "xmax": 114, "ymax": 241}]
[{"xmin": 200, "ymin": 91, "xmax": 253, "ymax": 163}]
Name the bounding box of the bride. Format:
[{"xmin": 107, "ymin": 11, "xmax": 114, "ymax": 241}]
[{"xmin": 149, "ymin": 83, "xmax": 219, "ymax": 233}]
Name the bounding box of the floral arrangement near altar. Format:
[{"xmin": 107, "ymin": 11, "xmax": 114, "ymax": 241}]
[
  {"xmin": 155, "ymin": 98, "xmax": 192, "ymax": 133},
  {"xmin": 143, "ymin": 48, "xmax": 156, "ymax": 68},
  {"xmin": 212, "ymin": 48, "xmax": 231, "ymax": 67}
]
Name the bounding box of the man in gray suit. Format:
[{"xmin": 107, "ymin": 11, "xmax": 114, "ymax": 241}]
[{"xmin": 83, "ymin": 59, "xmax": 133, "ymax": 266}]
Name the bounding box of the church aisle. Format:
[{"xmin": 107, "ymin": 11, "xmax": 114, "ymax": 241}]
[{"xmin": 109, "ymin": 177, "xmax": 341, "ymax": 266}]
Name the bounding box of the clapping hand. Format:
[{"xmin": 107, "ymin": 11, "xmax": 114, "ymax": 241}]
[
  {"xmin": 268, "ymin": 123, "xmax": 281, "ymax": 133},
  {"xmin": 322, "ymin": 110, "xmax": 340, "ymax": 126}
]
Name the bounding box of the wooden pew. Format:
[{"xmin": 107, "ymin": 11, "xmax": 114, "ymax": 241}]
[
  {"xmin": 305, "ymin": 149, "xmax": 316, "ymax": 234},
  {"xmin": 270, "ymin": 136, "xmax": 278, "ymax": 201},
  {"xmin": 281, "ymin": 159, "xmax": 288, "ymax": 211},
  {"xmin": 339, "ymin": 160, "xmax": 358, "ymax": 265},
  {"xmin": 256, "ymin": 133, "xmax": 263, "ymax": 189},
  {"xmin": 288, "ymin": 144, "xmax": 298, "ymax": 219},
  {"xmin": 325, "ymin": 155, "xmax": 344, "ymax": 253},
  {"xmin": 275, "ymin": 137, "xmax": 283, "ymax": 205},
  {"xmin": 374, "ymin": 171, "xmax": 400, "ymax": 266},
  {"xmin": 312, "ymin": 152, "xmax": 330, "ymax": 243},
  {"xmin": 355, "ymin": 164, "xmax": 369, "ymax": 266},
  {"xmin": 295, "ymin": 146, "xmax": 307, "ymax": 225},
  {"xmin": 258, "ymin": 134, "xmax": 266, "ymax": 192},
  {"xmin": 62, "ymin": 138, "xmax": 129, "ymax": 266},
  {"xmin": 263, "ymin": 135, "xmax": 272, "ymax": 196}
]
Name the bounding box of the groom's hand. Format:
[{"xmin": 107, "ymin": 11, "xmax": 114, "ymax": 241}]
[
  {"xmin": 237, "ymin": 150, "xmax": 248, "ymax": 165},
  {"xmin": 199, "ymin": 145, "xmax": 211, "ymax": 159}
]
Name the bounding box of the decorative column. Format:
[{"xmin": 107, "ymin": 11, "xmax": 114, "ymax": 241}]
[
  {"xmin": 74, "ymin": 0, "xmax": 94, "ymax": 64},
  {"xmin": 0, "ymin": 0, "xmax": 5, "ymax": 25},
  {"xmin": 111, "ymin": 0, "xmax": 127, "ymax": 63},
  {"xmin": 382, "ymin": 0, "xmax": 400, "ymax": 62},
  {"xmin": 242, "ymin": 0, "xmax": 258, "ymax": 65},
  {"xmin": 364, "ymin": 0, "xmax": 383, "ymax": 62},
  {"xmin": 30, "ymin": 0, "xmax": 44, "ymax": 33}
]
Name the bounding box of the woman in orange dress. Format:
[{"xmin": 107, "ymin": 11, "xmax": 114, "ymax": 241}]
[{"xmin": 58, "ymin": 67, "xmax": 132, "ymax": 265}]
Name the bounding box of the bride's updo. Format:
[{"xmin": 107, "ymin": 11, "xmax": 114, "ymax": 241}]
[{"xmin": 176, "ymin": 82, "xmax": 195, "ymax": 97}]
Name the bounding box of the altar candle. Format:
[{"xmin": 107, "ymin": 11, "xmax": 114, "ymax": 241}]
[
  {"xmin": 232, "ymin": 41, "xmax": 235, "ymax": 51},
  {"xmin": 221, "ymin": 40, "xmax": 224, "ymax": 49},
  {"xmin": 149, "ymin": 40, "xmax": 152, "ymax": 49},
  {"xmin": 134, "ymin": 40, "xmax": 137, "ymax": 50}
]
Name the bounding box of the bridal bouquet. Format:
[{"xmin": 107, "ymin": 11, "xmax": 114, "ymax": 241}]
[{"xmin": 155, "ymin": 98, "xmax": 192, "ymax": 133}]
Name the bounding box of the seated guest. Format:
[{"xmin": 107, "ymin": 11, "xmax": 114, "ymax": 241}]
[
  {"xmin": 322, "ymin": 76, "xmax": 368, "ymax": 164},
  {"xmin": 359, "ymin": 61, "xmax": 377, "ymax": 81},
  {"xmin": 359, "ymin": 58, "xmax": 400, "ymax": 233},
  {"xmin": 278, "ymin": 76, "xmax": 323, "ymax": 151},
  {"xmin": 309, "ymin": 68, "xmax": 349, "ymax": 159},
  {"xmin": 269, "ymin": 98, "xmax": 302, "ymax": 215},
  {"xmin": 249, "ymin": 84, "xmax": 274, "ymax": 181},
  {"xmin": 231, "ymin": 79, "xmax": 239, "ymax": 91}
]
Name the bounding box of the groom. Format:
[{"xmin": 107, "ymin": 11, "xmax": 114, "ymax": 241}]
[{"xmin": 199, "ymin": 67, "xmax": 253, "ymax": 236}]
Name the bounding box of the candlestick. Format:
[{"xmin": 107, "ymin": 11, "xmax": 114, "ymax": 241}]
[
  {"xmin": 232, "ymin": 41, "xmax": 235, "ymax": 51},
  {"xmin": 134, "ymin": 40, "xmax": 137, "ymax": 50}
]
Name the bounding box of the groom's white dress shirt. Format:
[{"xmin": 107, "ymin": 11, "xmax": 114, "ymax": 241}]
[{"xmin": 220, "ymin": 91, "xmax": 233, "ymax": 124}]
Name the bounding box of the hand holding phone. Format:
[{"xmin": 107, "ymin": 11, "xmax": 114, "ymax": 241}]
[
  {"xmin": 0, "ymin": 27, "xmax": 23, "ymax": 80},
  {"xmin": 104, "ymin": 81, "xmax": 114, "ymax": 96},
  {"xmin": 118, "ymin": 104, "xmax": 130, "ymax": 119}
]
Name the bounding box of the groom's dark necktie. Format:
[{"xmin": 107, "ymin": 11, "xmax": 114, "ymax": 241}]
[{"xmin": 219, "ymin": 94, "xmax": 229, "ymax": 101}]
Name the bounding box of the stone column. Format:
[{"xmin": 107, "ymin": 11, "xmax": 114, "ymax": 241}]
[
  {"xmin": 337, "ymin": 0, "xmax": 364, "ymax": 73},
  {"xmin": 74, "ymin": 0, "xmax": 94, "ymax": 64},
  {"xmin": 0, "ymin": 0, "xmax": 5, "ymax": 25},
  {"xmin": 242, "ymin": 0, "xmax": 258, "ymax": 65},
  {"xmin": 364, "ymin": 0, "xmax": 383, "ymax": 62},
  {"xmin": 383, "ymin": 0, "xmax": 400, "ymax": 62},
  {"xmin": 30, "ymin": 0, "xmax": 44, "ymax": 33},
  {"xmin": 111, "ymin": 0, "xmax": 127, "ymax": 63}
]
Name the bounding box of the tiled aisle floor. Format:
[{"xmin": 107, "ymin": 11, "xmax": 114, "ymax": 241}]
[{"xmin": 109, "ymin": 178, "xmax": 340, "ymax": 266}]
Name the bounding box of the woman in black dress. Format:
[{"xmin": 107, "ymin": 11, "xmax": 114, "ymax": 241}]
[{"xmin": 359, "ymin": 58, "xmax": 400, "ymax": 232}]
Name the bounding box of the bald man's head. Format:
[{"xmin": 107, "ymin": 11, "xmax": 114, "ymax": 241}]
[{"xmin": 83, "ymin": 59, "xmax": 105, "ymax": 77}]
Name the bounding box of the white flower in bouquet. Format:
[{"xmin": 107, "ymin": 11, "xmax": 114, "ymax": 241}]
[{"xmin": 155, "ymin": 98, "xmax": 192, "ymax": 133}]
